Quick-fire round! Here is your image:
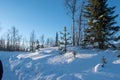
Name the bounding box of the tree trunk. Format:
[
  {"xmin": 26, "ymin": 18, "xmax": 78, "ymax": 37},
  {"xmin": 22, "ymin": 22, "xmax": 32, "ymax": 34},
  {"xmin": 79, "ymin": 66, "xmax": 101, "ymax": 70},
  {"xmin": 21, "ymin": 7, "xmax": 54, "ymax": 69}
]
[
  {"xmin": 98, "ymin": 39, "xmax": 104, "ymax": 49},
  {"xmin": 72, "ymin": 13, "xmax": 75, "ymax": 46}
]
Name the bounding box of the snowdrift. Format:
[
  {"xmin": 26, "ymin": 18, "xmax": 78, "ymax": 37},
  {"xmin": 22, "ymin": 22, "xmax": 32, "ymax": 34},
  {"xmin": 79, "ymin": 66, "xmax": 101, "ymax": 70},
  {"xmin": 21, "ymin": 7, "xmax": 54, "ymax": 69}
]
[{"xmin": 0, "ymin": 47, "xmax": 120, "ymax": 80}]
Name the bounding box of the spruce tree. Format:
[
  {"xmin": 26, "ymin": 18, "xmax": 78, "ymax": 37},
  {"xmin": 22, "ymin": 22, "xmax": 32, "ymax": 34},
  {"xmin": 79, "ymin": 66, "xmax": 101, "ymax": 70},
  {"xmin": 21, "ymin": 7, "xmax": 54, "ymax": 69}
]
[
  {"xmin": 59, "ymin": 26, "xmax": 71, "ymax": 52},
  {"xmin": 55, "ymin": 32, "xmax": 59, "ymax": 46},
  {"xmin": 84, "ymin": 0, "xmax": 120, "ymax": 49},
  {"xmin": 36, "ymin": 40, "xmax": 40, "ymax": 50}
]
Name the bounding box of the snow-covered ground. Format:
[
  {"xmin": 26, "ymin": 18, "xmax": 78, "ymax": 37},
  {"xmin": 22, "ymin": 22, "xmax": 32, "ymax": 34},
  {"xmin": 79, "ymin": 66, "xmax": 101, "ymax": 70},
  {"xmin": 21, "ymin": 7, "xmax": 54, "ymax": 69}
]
[{"xmin": 0, "ymin": 47, "xmax": 120, "ymax": 80}]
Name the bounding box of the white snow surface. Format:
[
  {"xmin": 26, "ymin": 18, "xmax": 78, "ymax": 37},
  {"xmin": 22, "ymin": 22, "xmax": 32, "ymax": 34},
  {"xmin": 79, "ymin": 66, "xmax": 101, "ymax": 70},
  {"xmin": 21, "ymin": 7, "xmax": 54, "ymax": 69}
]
[
  {"xmin": 0, "ymin": 47, "xmax": 120, "ymax": 80},
  {"xmin": 113, "ymin": 59, "xmax": 120, "ymax": 64},
  {"xmin": 93, "ymin": 64, "xmax": 103, "ymax": 73}
]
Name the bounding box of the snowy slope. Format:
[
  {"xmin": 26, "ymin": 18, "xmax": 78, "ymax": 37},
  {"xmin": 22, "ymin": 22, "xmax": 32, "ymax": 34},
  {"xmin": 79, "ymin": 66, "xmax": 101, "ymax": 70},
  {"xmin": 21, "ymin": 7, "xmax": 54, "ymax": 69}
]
[{"xmin": 0, "ymin": 47, "xmax": 120, "ymax": 80}]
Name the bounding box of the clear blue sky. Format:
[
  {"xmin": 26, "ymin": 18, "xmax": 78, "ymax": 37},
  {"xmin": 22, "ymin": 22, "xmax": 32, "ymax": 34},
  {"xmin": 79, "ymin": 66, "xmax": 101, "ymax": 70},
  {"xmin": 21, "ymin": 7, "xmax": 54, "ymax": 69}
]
[{"xmin": 0, "ymin": 0, "xmax": 119, "ymax": 40}]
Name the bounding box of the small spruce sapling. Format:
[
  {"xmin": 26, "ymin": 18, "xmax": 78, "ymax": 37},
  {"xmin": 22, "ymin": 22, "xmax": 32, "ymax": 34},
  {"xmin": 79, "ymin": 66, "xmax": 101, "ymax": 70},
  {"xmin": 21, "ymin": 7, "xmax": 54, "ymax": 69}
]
[
  {"xmin": 59, "ymin": 26, "xmax": 71, "ymax": 54},
  {"xmin": 36, "ymin": 40, "xmax": 40, "ymax": 51},
  {"xmin": 101, "ymin": 56, "xmax": 107, "ymax": 68}
]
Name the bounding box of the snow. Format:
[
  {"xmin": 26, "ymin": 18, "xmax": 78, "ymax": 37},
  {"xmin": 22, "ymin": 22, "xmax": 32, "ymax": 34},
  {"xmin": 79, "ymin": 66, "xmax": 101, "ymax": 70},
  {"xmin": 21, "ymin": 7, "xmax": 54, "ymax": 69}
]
[
  {"xmin": 93, "ymin": 64, "xmax": 102, "ymax": 73},
  {"xmin": 113, "ymin": 59, "xmax": 120, "ymax": 64},
  {"xmin": 48, "ymin": 52, "xmax": 75, "ymax": 64},
  {"xmin": 76, "ymin": 53, "xmax": 97, "ymax": 58},
  {"xmin": 93, "ymin": 19, "xmax": 98, "ymax": 23},
  {"xmin": 0, "ymin": 47, "xmax": 120, "ymax": 80},
  {"xmin": 17, "ymin": 52, "xmax": 51, "ymax": 60}
]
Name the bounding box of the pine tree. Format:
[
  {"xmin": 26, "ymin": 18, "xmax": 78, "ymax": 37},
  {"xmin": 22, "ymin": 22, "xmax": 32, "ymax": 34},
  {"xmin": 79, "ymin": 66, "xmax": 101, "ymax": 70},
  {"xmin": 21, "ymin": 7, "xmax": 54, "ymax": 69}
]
[
  {"xmin": 6, "ymin": 31, "xmax": 10, "ymax": 51},
  {"xmin": 55, "ymin": 32, "xmax": 59, "ymax": 46},
  {"xmin": 84, "ymin": 0, "xmax": 120, "ymax": 49},
  {"xmin": 36, "ymin": 40, "xmax": 40, "ymax": 50},
  {"xmin": 59, "ymin": 26, "xmax": 71, "ymax": 52}
]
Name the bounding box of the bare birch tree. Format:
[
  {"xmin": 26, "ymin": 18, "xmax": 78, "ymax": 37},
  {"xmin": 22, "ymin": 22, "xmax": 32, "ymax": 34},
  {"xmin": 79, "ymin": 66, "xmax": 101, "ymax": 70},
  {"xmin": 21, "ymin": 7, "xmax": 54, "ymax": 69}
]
[
  {"xmin": 30, "ymin": 30, "xmax": 35, "ymax": 52},
  {"xmin": 65, "ymin": 0, "xmax": 78, "ymax": 46},
  {"xmin": 77, "ymin": 0, "xmax": 86, "ymax": 46}
]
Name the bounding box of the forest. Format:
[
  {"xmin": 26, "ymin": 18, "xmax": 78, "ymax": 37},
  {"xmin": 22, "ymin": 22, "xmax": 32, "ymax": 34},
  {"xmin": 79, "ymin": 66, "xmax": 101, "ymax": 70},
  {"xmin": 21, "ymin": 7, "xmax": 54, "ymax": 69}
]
[{"xmin": 0, "ymin": 0, "xmax": 119, "ymax": 52}]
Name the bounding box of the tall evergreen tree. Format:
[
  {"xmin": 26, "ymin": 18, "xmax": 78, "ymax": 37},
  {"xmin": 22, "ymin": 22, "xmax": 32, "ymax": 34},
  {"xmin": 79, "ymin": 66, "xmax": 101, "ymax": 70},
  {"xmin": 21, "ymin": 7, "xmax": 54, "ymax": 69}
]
[
  {"xmin": 59, "ymin": 26, "xmax": 71, "ymax": 52},
  {"xmin": 84, "ymin": 0, "xmax": 120, "ymax": 49},
  {"xmin": 6, "ymin": 30, "xmax": 10, "ymax": 51},
  {"xmin": 55, "ymin": 32, "xmax": 59, "ymax": 46}
]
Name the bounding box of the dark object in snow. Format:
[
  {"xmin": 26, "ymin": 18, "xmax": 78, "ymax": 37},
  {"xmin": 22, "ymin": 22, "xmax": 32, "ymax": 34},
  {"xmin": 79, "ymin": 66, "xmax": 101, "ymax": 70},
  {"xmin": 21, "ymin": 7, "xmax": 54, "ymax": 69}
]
[
  {"xmin": 101, "ymin": 56, "xmax": 107, "ymax": 68},
  {"xmin": 72, "ymin": 51, "xmax": 77, "ymax": 58},
  {"xmin": 117, "ymin": 55, "xmax": 120, "ymax": 58},
  {"xmin": 58, "ymin": 47, "xmax": 65, "ymax": 54},
  {"xmin": 0, "ymin": 60, "xmax": 3, "ymax": 80}
]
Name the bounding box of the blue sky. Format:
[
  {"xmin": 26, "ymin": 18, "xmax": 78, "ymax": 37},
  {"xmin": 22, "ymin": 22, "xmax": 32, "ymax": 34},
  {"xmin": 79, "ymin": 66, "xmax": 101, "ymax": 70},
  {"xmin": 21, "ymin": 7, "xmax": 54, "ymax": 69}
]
[
  {"xmin": 0, "ymin": 0, "xmax": 71, "ymax": 40},
  {"xmin": 0, "ymin": 0, "xmax": 119, "ymax": 40}
]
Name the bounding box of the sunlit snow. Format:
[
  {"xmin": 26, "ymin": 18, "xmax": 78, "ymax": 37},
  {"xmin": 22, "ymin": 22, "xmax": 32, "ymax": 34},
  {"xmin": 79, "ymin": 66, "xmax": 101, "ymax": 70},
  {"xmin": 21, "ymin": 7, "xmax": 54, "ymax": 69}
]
[{"xmin": 0, "ymin": 47, "xmax": 120, "ymax": 80}]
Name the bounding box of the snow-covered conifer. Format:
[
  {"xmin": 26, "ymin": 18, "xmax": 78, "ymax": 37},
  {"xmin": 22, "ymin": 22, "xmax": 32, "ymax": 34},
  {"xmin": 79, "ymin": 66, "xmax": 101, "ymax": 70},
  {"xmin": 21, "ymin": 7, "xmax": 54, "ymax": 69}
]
[{"xmin": 59, "ymin": 26, "xmax": 71, "ymax": 53}]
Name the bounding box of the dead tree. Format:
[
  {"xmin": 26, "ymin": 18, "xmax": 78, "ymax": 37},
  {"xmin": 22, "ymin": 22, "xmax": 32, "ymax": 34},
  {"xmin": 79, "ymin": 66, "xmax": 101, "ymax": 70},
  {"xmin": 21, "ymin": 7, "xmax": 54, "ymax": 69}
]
[{"xmin": 65, "ymin": 0, "xmax": 78, "ymax": 46}]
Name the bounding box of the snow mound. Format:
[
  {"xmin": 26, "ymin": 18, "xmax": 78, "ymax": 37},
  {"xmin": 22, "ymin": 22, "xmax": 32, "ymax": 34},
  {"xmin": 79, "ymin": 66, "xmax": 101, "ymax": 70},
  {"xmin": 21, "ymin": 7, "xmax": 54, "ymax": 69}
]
[
  {"xmin": 1, "ymin": 47, "xmax": 120, "ymax": 80},
  {"xmin": 56, "ymin": 74, "xmax": 82, "ymax": 80},
  {"xmin": 112, "ymin": 59, "xmax": 120, "ymax": 64},
  {"xmin": 9, "ymin": 57, "xmax": 22, "ymax": 70},
  {"xmin": 48, "ymin": 52, "xmax": 75, "ymax": 64},
  {"xmin": 93, "ymin": 64, "xmax": 102, "ymax": 73},
  {"xmin": 48, "ymin": 52, "xmax": 97, "ymax": 65},
  {"xmin": 17, "ymin": 52, "xmax": 51, "ymax": 60},
  {"xmin": 77, "ymin": 54, "xmax": 97, "ymax": 59}
]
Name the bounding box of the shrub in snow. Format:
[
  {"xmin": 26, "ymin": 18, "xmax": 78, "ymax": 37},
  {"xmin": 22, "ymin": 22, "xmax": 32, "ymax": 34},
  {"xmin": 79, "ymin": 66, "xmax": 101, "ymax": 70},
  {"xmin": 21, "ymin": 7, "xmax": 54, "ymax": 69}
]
[
  {"xmin": 101, "ymin": 56, "xmax": 107, "ymax": 68},
  {"xmin": 72, "ymin": 51, "xmax": 77, "ymax": 58},
  {"xmin": 58, "ymin": 47, "xmax": 66, "ymax": 55},
  {"xmin": 35, "ymin": 40, "xmax": 40, "ymax": 50},
  {"xmin": 58, "ymin": 47, "xmax": 62, "ymax": 51}
]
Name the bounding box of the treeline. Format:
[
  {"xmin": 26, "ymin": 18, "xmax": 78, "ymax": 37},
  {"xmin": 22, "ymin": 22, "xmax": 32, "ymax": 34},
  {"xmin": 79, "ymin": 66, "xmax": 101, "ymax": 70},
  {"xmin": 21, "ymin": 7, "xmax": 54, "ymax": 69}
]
[
  {"xmin": 29, "ymin": 30, "xmax": 55, "ymax": 52},
  {"xmin": 0, "ymin": 0, "xmax": 120, "ymax": 51},
  {"xmin": 0, "ymin": 27, "xmax": 56, "ymax": 52},
  {"xmin": 0, "ymin": 27, "xmax": 24, "ymax": 51}
]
